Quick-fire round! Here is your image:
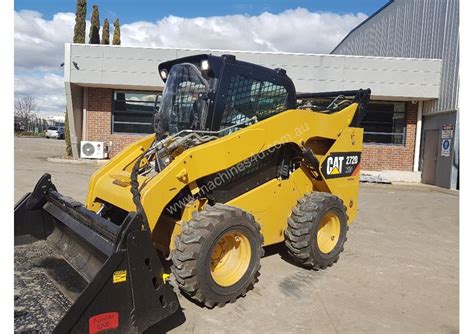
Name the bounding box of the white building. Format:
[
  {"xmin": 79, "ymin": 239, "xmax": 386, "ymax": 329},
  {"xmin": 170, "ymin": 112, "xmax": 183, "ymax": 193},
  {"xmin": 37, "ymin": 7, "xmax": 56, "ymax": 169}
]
[{"xmin": 64, "ymin": 43, "xmax": 442, "ymax": 183}]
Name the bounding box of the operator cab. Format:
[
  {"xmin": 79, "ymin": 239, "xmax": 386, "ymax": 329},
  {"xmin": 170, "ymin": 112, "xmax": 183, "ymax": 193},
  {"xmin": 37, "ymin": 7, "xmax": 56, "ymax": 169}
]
[{"xmin": 154, "ymin": 54, "xmax": 296, "ymax": 136}]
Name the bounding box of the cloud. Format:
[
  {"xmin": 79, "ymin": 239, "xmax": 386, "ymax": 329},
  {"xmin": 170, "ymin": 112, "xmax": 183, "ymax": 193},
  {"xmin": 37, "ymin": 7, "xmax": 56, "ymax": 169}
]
[
  {"xmin": 121, "ymin": 8, "xmax": 367, "ymax": 53},
  {"xmin": 14, "ymin": 8, "xmax": 367, "ymax": 114},
  {"xmin": 14, "ymin": 73, "xmax": 65, "ymax": 114},
  {"xmin": 15, "ymin": 10, "xmax": 76, "ymax": 72},
  {"xmin": 15, "ymin": 8, "xmax": 367, "ymax": 72}
]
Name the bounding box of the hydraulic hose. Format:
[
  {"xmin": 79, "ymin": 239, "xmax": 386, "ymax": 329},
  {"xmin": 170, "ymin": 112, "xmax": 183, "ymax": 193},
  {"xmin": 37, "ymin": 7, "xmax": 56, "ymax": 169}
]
[
  {"xmin": 130, "ymin": 152, "xmax": 146, "ymax": 220},
  {"xmin": 130, "ymin": 146, "xmax": 154, "ymax": 223},
  {"xmin": 130, "ymin": 129, "xmax": 169, "ymax": 221}
]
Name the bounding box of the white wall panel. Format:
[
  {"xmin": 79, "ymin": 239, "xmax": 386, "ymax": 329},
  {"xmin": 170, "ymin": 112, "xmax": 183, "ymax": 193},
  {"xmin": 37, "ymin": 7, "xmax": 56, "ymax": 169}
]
[{"xmin": 67, "ymin": 44, "xmax": 441, "ymax": 99}]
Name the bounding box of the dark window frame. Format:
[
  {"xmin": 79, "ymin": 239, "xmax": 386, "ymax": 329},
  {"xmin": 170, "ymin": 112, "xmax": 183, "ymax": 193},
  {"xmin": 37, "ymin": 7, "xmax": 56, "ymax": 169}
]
[
  {"xmin": 210, "ymin": 62, "xmax": 295, "ymax": 132},
  {"xmin": 361, "ymin": 101, "xmax": 407, "ymax": 146},
  {"xmin": 220, "ymin": 74, "xmax": 289, "ymax": 128},
  {"xmin": 112, "ymin": 90, "xmax": 159, "ymax": 135}
]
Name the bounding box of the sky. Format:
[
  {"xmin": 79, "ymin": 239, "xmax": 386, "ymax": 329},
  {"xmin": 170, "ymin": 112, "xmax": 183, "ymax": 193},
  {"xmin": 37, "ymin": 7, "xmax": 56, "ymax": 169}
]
[{"xmin": 14, "ymin": 0, "xmax": 389, "ymax": 116}]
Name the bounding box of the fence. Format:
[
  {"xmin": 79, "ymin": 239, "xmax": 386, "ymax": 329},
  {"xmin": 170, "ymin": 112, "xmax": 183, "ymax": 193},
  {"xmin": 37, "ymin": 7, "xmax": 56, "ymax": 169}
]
[{"xmin": 14, "ymin": 116, "xmax": 64, "ymax": 134}]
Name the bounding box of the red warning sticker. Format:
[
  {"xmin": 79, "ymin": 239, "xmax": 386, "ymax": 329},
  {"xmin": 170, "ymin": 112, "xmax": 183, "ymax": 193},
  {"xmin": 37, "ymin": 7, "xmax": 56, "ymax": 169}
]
[{"xmin": 89, "ymin": 312, "xmax": 119, "ymax": 334}]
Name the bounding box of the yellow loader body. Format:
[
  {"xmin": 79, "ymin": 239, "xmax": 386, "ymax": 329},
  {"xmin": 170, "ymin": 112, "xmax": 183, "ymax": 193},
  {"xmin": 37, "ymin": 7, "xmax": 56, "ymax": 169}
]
[{"xmin": 85, "ymin": 105, "xmax": 363, "ymax": 251}]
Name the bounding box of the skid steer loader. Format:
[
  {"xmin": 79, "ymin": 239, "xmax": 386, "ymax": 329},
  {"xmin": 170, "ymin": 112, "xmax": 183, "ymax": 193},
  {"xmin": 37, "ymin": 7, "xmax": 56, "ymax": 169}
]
[{"xmin": 15, "ymin": 53, "xmax": 370, "ymax": 332}]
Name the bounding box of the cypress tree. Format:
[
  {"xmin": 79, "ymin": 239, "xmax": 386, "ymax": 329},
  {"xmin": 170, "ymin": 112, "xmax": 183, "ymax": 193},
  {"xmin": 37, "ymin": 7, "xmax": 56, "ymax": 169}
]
[
  {"xmin": 64, "ymin": 112, "xmax": 73, "ymax": 157},
  {"xmin": 101, "ymin": 18, "xmax": 110, "ymax": 44},
  {"xmin": 73, "ymin": 0, "xmax": 87, "ymax": 43},
  {"xmin": 112, "ymin": 18, "xmax": 121, "ymax": 45},
  {"xmin": 89, "ymin": 5, "xmax": 100, "ymax": 44}
]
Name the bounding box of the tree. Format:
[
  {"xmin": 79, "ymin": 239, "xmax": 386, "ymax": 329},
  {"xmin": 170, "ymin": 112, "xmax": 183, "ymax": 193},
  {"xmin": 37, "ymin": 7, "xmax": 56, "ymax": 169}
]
[
  {"xmin": 101, "ymin": 18, "xmax": 110, "ymax": 44},
  {"xmin": 64, "ymin": 112, "xmax": 73, "ymax": 156},
  {"xmin": 112, "ymin": 18, "xmax": 121, "ymax": 45},
  {"xmin": 89, "ymin": 5, "xmax": 100, "ymax": 44},
  {"xmin": 73, "ymin": 0, "xmax": 87, "ymax": 43},
  {"xmin": 14, "ymin": 96, "xmax": 37, "ymax": 131}
]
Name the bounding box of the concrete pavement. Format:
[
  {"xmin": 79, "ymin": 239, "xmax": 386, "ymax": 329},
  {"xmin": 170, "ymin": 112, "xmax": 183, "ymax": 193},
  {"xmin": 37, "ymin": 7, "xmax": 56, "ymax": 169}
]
[{"xmin": 14, "ymin": 137, "xmax": 459, "ymax": 333}]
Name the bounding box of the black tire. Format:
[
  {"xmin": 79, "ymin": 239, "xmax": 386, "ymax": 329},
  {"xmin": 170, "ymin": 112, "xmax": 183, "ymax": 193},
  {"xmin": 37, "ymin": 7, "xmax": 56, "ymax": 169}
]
[
  {"xmin": 171, "ymin": 203, "xmax": 264, "ymax": 308},
  {"xmin": 284, "ymin": 192, "xmax": 348, "ymax": 270}
]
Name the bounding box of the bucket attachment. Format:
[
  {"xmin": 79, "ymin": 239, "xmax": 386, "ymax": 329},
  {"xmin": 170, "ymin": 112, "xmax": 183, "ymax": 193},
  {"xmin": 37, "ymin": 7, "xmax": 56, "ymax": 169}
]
[{"xmin": 14, "ymin": 174, "xmax": 184, "ymax": 333}]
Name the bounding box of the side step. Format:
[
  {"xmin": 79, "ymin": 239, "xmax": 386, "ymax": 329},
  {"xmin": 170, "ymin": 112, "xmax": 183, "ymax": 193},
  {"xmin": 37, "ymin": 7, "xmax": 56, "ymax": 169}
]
[{"xmin": 14, "ymin": 173, "xmax": 185, "ymax": 333}]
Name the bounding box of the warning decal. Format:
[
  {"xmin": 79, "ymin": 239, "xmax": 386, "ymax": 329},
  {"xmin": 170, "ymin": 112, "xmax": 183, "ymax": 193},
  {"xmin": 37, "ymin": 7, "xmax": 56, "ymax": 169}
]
[
  {"xmin": 113, "ymin": 270, "xmax": 127, "ymax": 284},
  {"xmin": 321, "ymin": 152, "xmax": 362, "ymax": 179},
  {"xmin": 89, "ymin": 312, "xmax": 119, "ymax": 334}
]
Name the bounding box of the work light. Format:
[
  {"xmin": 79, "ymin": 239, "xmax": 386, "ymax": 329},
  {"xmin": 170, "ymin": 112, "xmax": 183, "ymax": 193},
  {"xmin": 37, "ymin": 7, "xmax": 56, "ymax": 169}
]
[
  {"xmin": 160, "ymin": 69, "xmax": 168, "ymax": 80},
  {"xmin": 201, "ymin": 60, "xmax": 209, "ymax": 71}
]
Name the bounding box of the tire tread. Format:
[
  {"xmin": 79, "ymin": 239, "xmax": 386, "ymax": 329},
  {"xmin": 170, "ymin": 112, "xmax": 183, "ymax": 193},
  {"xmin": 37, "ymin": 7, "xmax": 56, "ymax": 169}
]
[
  {"xmin": 171, "ymin": 204, "xmax": 263, "ymax": 308},
  {"xmin": 284, "ymin": 192, "xmax": 348, "ymax": 270}
]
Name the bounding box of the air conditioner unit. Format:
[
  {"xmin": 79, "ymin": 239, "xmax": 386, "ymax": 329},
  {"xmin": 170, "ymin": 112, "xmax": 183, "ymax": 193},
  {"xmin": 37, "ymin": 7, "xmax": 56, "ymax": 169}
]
[{"xmin": 80, "ymin": 141, "xmax": 107, "ymax": 159}]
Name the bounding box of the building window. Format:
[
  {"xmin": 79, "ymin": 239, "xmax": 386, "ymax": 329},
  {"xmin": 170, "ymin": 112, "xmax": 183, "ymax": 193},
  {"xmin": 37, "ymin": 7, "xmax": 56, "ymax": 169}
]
[
  {"xmin": 361, "ymin": 101, "xmax": 406, "ymax": 145},
  {"xmin": 112, "ymin": 91, "xmax": 159, "ymax": 134}
]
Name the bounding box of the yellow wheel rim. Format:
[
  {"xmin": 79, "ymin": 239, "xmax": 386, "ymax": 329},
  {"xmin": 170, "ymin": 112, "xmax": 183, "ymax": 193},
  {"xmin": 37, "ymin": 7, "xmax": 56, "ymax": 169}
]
[
  {"xmin": 210, "ymin": 231, "xmax": 251, "ymax": 287},
  {"xmin": 317, "ymin": 212, "xmax": 341, "ymax": 254}
]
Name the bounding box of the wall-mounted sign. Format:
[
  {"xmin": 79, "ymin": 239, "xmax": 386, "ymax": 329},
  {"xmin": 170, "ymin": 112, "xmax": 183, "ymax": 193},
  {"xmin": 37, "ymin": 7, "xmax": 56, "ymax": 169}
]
[
  {"xmin": 441, "ymin": 124, "xmax": 454, "ymax": 139},
  {"xmin": 441, "ymin": 139, "xmax": 451, "ymax": 157}
]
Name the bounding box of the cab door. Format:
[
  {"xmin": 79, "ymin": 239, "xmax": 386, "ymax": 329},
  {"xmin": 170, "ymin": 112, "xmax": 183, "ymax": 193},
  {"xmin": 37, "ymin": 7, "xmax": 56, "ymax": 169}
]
[{"xmin": 210, "ymin": 60, "xmax": 296, "ymax": 132}]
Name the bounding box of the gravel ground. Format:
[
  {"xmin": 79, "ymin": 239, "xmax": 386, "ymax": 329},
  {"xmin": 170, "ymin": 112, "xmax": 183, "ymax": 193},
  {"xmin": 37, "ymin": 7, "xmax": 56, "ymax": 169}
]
[{"xmin": 14, "ymin": 241, "xmax": 74, "ymax": 333}]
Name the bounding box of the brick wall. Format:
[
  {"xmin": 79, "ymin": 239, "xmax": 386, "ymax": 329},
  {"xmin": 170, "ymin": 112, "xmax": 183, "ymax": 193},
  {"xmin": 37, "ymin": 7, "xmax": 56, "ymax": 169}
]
[
  {"xmin": 361, "ymin": 102, "xmax": 418, "ymax": 171},
  {"xmin": 85, "ymin": 88, "xmax": 418, "ymax": 168},
  {"xmin": 85, "ymin": 88, "xmax": 148, "ymax": 157}
]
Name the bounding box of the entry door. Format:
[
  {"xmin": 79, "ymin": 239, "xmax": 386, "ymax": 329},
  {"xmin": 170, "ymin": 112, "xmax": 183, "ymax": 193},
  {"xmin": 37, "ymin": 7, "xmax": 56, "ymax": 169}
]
[{"xmin": 421, "ymin": 130, "xmax": 439, "ymax": 185}]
